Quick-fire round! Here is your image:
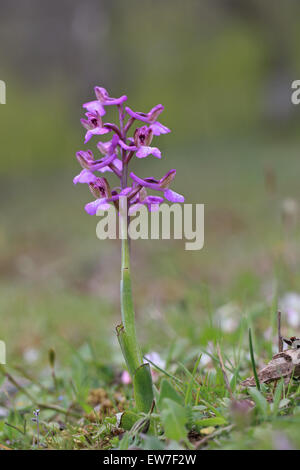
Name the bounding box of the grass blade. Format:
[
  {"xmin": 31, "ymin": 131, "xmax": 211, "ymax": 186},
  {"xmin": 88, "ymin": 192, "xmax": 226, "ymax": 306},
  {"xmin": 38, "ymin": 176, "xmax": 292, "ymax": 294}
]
[{"xmin": 248, "ymin": 328, "xmax": 260, "ymax": 391}]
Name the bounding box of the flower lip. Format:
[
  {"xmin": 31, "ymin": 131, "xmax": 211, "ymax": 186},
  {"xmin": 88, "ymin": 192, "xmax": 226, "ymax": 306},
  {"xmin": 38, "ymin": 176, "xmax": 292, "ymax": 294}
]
[{"xmin": 73, "ymin": 169, "xmax": 98, "ymax": 185}]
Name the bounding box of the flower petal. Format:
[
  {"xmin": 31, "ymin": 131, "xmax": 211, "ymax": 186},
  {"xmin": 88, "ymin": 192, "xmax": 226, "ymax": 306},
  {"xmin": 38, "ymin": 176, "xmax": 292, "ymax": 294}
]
[
  {"xmin": 145, "ymin": 196, "xmax": 164, "ymax": 212},
  {"xmin": 136, "ymin": 146, "xmax": 161, "ymax": 159},
  {"xmin": 84, "ymin": 198, "xmax": 111, "ymax": 215},
  {"xmin": 125, "ymin": 106, "xmax": 148, "ymax": 123},
  {"xmin": 83, "ymin": 100, "xmax": 105, "ymax": 116},
  {"xmin": 84, "ymin": 127, "xmax": 110, "ymax": 144},
  {"xmin": 92, "ymin": 153, "xmax": 117, "ymax": 171},
  {"xmin": 73, "ymin": 169, "xmax": 98, "ymax": 185},
  {"xmin": 164, "ymin": 189, "xmax": 184, "ymax": 203},
  {"xmin": 130, "ymin": 172, "xmax": 161, "ymax": 191},
  {"xmin": 150, "ymin": 121, "xmax": 171, "ymax": 136},
  {"xmin": 105, "ymin": 95, "xmax": 128, "ymax": 106}
]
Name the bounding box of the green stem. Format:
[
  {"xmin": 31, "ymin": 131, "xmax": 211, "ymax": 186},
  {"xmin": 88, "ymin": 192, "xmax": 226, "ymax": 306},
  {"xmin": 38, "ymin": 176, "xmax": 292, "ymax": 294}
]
[
  {"xmin": 120, "ymin": 206, "xmax": 142, "ymax": 368},
  {"xmin": 118, "ymin": 209, "xmax": 154, "ymax": 413},
  {"xmin": 116, "ymin": 106, "xmax": 154, "ymax": 412}
]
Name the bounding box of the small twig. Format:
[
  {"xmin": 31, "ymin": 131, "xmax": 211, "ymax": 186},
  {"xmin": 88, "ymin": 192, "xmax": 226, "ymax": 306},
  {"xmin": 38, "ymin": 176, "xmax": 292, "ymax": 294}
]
[
  {"xmin": 216, "ymin": 344, "xmax": 234, "ymax": 400},
  {"xmin": 11, "ymin": 365, "xmax": 48, "ymax": 392},
  {"xmin": 5, "ymin": 422, "xmax": 25, "ymax": 435},
  {"xmin": 0, "ymin": 367, "xmax": 36, "ymax": 403},
  {"xmin": 0, "ymin": 366, "xmax": 82, "ymax": 419},
  {"xmin": 36, "ymin": 403, "xmax": 82, "ymax": 419},
  {"xmin": 278, "ymin": 311, "xmax": 283, "ymax": 353},
  {"xmin": 194, "ymin": 424, "xmax": 234, "ymax": 449}
]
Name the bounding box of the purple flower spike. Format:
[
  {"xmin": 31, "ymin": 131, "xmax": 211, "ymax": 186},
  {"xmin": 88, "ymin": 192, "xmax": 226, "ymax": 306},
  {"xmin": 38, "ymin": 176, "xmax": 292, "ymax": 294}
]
[
  {"xmin": 75, "ymin": 87, "xmax": 184, "ymax": 216},
  {"xmin": 125, "ymin": 104, "xmax": 170, "ymax": 136}
]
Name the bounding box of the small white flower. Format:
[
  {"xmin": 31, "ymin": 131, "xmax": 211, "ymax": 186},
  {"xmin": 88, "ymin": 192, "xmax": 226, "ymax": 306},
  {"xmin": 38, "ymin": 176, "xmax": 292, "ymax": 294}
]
[
  {"xmin": 279, "ymin": 293, "xmax": 300, "ymax": 328},
  {"xmin": 23, "ymin": 348, "xmax": 39, "ymax": 364},
  {"xmin": 215, "ymin": 302, "xmax": 239, "ymax": 333},
  {"xmin": 200, "ymin": 353, "xmax": 211, "ymax": 367}
]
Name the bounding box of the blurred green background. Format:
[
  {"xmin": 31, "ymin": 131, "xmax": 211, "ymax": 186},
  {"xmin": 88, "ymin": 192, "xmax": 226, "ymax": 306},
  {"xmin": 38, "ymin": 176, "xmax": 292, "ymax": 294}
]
[{"xmin": 1, "ymin": 0, "xmax": 300, "ymax": 368}]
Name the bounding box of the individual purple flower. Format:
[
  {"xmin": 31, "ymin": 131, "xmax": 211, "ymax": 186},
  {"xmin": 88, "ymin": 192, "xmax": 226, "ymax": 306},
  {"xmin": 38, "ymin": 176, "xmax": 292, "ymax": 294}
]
[
  {"xmin": 130, "ymin": 170, "xmax": 184, "ymax": 203},
  {"xmin": 119, "ymin": 126, "xmax": 161, "ymax": 159},
  {"xmin": 80, "ymin": 111, "xmax": 110, "ymax": 144},
  {"xmin": 75, "ymin": 149, "xmax": 120, "ymax": 173},
  {"xmin": 125, "ymin": 104, "xmax": 170, "ymax": 136},
  {"xmin": 134, "ymin": 126, "xmax": 161, "ymax": 159},
  {"xmin": 84, "ymin": 177, "xmax": 114, "ymax": 215},
  {"xmin": 83, "ymin": 86, "xmax": 127, "ymax": 117}
]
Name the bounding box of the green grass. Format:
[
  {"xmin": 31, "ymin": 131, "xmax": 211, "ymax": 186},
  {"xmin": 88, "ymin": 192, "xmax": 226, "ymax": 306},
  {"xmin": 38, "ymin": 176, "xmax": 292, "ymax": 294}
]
[{"xmin": 1, "ymin": 138, "xmax": 300, "ymax": 449}]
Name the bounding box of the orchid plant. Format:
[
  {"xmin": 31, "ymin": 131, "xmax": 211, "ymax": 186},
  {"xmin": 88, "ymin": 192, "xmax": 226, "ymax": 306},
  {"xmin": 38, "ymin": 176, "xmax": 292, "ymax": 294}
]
[{"xmin": 74, "ymin": 87, "xmax": 184, "ymax": 413}]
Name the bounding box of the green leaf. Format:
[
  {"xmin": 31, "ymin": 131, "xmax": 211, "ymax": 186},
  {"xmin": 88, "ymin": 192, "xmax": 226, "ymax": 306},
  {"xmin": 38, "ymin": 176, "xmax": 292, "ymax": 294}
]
[
  {"xmin": 141, "ymin": 435, "xmax": 165, "ymax": 450},
  {"xmin": 118, "ymin": 431, "xmax": 131, "ymax": 450},
  {"xmin": 160, "ymin": 398, "xmax": 188, "ymax": 441},
  {"xmin": 272, "ymin": 379, "xmax": 284, "ymax": 417},
  {"xmin": 195, "ymin": 416, "xmax": 227, "ymax": 428},
  {"xmin": 133, "ymin": 363, "xmax": 154, "ymax": 413},
  {"xmin": 158, "ymin": 379, "xmax": 184, "ymax": 409},
  {"xmin": 120, "ymin": 411, "xmax": 140, "ymax": 431},
  {"xmin": 185, "ymin": 354, "xmax": 202, "ymax": 405},
  {"xmin": 248, "ymin": 387, "xmax": 268, "ymax": 418},
  {"xmin": 116, "ymin": 324, "xmax": 140, "ymax": 377}
]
